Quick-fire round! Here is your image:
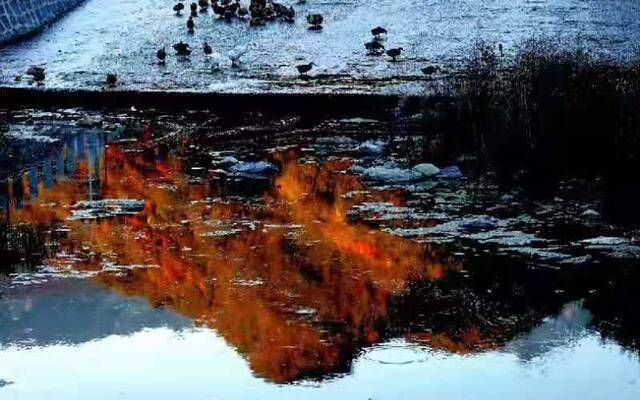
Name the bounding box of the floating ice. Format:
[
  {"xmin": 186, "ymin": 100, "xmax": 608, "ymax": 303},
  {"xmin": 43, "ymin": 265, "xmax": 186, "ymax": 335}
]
[
  {"xmin": 340, "ymin": 118, "xmax": 379, "ymax": 124},
  {"xmin": 458, "ymin": 215, "xmax": 500, "ymax": 230},
  {"xmin": 101, "ymin": 263, "xmax": 160, "ymax": 273},
  {"xmin": 348, "ymin": 202, "xmax": 432, "ymax": 221},
  {"xmin": 438, "ymin": 166, "xmax": 464, "ymax": 179},
  {"xmin": 581, "ymin": 209, "xmax": 600, "ymax": 218},
  {"xmin": 412, "ymin": 163, "xmax": 440, "ymax": 177},
  {"xmin": 362, "ymin": 165, "xmax": 423, "ymax": 182},
  {"xmin": 229, "ymin": 161, "xmax": 277, "ymax": 176},
  {"xmin": 505, "ymin": 247, "xmax": 572, "ymax": 261},
  {"xmin": 316, "ymin": 136, "xmax": 357, "ymax": 145},
  {"xmin": 216, "ymin": 156, "xmax": 239, "ymax": 166},
  {"xmin": 68, "ymin": 199, "xmax": 145, "ymax": 220},
  {"xmin": 581, "ymin": 237, "xmax": 629, "ymax": 246},
  {"xmin": 357, "ymin": 140, "xmax": 387, "ymax": 155}
]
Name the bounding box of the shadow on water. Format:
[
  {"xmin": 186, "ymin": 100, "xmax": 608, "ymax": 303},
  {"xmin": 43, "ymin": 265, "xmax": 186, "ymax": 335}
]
[{"xmin": 0, "ymin": 117, "xmax": 638, "ymax": 391}]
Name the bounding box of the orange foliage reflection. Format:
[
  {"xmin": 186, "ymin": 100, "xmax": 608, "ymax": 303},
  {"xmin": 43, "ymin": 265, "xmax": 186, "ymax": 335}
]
[{"xmin": 5, "ymin": 140, "xmax": 467, "ymax": 382}]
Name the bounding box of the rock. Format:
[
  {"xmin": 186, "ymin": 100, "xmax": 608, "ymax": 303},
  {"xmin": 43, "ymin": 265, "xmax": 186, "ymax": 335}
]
[
  {"xmin": 438, "ymin": 166, "xmax": 463, "ymax": 179},
  {"xmin": 412, "ymin": 163, "xmax": 440, "ymax": 177}
]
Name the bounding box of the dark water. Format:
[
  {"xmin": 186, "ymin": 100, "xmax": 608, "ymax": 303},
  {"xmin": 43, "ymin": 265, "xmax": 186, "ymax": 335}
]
[
  {"xmin": 1, "ymin": 118, "xmax": 640, "ymax": 399},
  {"xmin": 0, "ymin": 0, "xmax": 639, "ymax": 93}
]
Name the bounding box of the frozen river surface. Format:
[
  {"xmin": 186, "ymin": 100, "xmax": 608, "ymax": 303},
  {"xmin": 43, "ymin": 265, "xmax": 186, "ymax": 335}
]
[{"xmin": 0, "ymin": 0, "xmax": 639, "ymax": 93}]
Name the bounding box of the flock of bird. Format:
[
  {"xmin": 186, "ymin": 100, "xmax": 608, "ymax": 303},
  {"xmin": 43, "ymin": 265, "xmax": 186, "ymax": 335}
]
[
  {"xmin": 156, "ymin": 0, "xmax": 431, "ymax": 78},
  {"xmin": 24, "ymin": 0, "xmax": 441, "ymax": 85}
]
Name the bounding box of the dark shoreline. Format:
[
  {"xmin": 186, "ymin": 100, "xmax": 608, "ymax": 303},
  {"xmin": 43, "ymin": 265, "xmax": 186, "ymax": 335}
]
[{"xmin": 0, "ymin": 87, "xmax": 410, "ymax": 119}]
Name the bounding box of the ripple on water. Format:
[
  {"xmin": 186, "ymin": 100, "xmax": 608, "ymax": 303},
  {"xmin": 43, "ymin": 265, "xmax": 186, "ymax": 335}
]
[{"xmin": 362, "ymin": 341, "xmax": 434, "ymax": 365}]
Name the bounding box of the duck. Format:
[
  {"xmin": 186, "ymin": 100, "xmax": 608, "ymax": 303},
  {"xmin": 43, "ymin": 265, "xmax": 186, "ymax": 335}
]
[
  {"xmin": 237, "ymin": 5, "xmax": 249, "ymax": 17},
  {"xmin": 365, "ymin": 40, "xmax": 384, "ymax": 55},
  {"xmin": 264, "ymin": 2, "xmax": 276, "ymax": 20},
  {"xmin": 273, "ymin": 2, "xmax": 287, "ymax": 16},
  {"xmin": 198, "ymin": 0, "xmax": 209, "ymax": 10},
  {"xmin": 105, "ymin": 73, "xmax": 118, "ymax": 87},
  {"xmin": 296, "ymin": 62, "xmax": 314, "ymax": 75},
  {"xmin": 228, "ymin": 44, "xmax": 248, "ymax": 67},
  {"xmin": 250, "ymin": 15, "xmax": 265, "ymax": 26},
  {"xmin": 204, "ymin": 42, "xmax": 213, "ymax": 55},
  {"xmin": 307, "ymin": 14, "xmax": 323, "ymax": 29},
  {"xmin": 26, "ymin": 66, "xmax": 45, "ymax": 83},
  {"xmin": 187, "ymin": 16, "xmax": 195, "ymax": 32},
  {"xmin": 228, "ymin": 1, "xmax": 240, "ymax": 13},
  {"xmin": 173, "ymin": 2, "xmax": 185, "ymax": 15},
  {"xmin": 249, "ymin": 0, "xmax": 264, "ymax": 14},
  {"xmin": 371, "ymin": 26, "xmax": 387, "ymax": 38},
  {"xmin": 282, "ymin": 6, "xmax": 295, "ymax": 22},
  {"xmin": 190, "ymin": 2, "xmax": 198, "ymax": 16},
  {"xmin": 212, "ymin": 1, "xmax": 226, "ymax": 17},
  {"xmin": 224, "ymin": 7, "xmax": 236, "ymax": 20},
  {"xmin": 173, "ymin": 41, "xmax": 192, "ymax": 56},
  {"xmin": 157, "ymin": 47, "xmax": 167, "ymax": 63},
  {"xmin": 386, "ymin": 47, "xmax": 403, "ymax": 61}
]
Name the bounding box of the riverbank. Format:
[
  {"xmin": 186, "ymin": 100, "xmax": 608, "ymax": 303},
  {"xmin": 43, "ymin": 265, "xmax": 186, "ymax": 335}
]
[{"xmin": 1, "ymin": 0, "xmax": 639, "ymax": 94}]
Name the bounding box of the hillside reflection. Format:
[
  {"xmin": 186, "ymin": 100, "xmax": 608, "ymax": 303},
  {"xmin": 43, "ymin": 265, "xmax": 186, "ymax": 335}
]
[{"xmin": 0, "ymin": 132, "xmax": 606, "ymax": 382}]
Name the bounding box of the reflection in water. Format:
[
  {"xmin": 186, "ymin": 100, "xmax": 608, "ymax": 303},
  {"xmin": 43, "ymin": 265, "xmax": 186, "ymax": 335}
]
[
  {"xmin": 1, "ymin": 130, "xmax": 640, "ymax": 398},
  {"xmin": 2, "ymin": 139, "xmax": 459, "ymax": 382},
  {"xmin": 0, "ymin": 278, "xmax": 190, "ymax": 347},
  {"xmin": 0, "ymin": 297, "xmax": 638, "ymax": 400},
  {"xmin": 504, "ymin": 300, "xmax": 592, "ymax": 362}
]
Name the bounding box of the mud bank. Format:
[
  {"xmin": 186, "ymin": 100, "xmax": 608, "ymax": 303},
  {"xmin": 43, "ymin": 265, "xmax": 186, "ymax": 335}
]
[
  {"xmin": 2, "ymin": 0, "xmax": 639, "ymax": 94},
  {"xmin": 0, "ymin": 86, "xmax": 407, "ymax": 116}
]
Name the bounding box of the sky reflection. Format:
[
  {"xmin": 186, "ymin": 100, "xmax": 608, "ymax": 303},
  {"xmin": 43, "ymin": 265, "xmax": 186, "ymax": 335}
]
[{"xmin": 1, "ymin": 299, "xmax": 638, "ymax": 400}]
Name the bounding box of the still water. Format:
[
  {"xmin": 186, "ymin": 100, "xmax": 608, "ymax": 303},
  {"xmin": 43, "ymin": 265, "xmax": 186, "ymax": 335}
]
[{"xmin": 1, "ymin": 126, "xmax": 639, "ymax": 399}]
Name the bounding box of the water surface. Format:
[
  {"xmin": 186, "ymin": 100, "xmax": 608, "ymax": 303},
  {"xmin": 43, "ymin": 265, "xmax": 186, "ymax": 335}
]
[{"xmin": 1, "ymin": 118, "xmax": 640, "ymax": 399}]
